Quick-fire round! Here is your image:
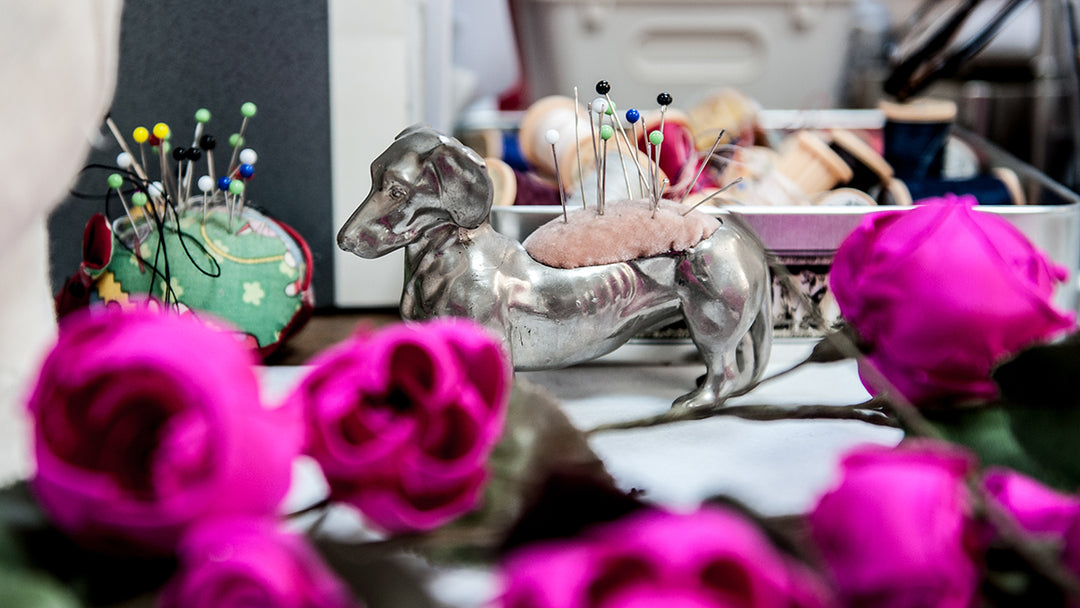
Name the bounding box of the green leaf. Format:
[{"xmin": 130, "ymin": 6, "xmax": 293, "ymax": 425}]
[
  {"xmin": 925, "ymin": 407, "xmax": 1067, "ymax": 489},
  {"xmin": 1007, "ymin": 404, "xmax": 1080, "ymax": 490},
  {"xmin": 993, "ymin": 336, "xmax": 1080, "ymax": 410},
  {"xmin": 0, "ymin": 482, "xmax": 174, "ymax": 606},
  {"xmin": 0, "ymin": 568, "xmax": 82, "ymax": 608}
]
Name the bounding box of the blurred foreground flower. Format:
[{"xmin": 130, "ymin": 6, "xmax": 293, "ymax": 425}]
[
  {"xmin": 290, "ymin": 318, "xmax": 511, "ymax": 533},
  {"xmin": 829, "ymin": 195, "xmax": 1075, "ymax": 405},
  {"xmin": 809, "ymin": 441, "xmax": 981, "ymax": 608},
  {"xmin": 25, "ymin": 306, "xmax": 301, "ymax": 554},
  {"xmin": 499, "ymin": 506, "xmax": 834, "ymax": 608},
  {"xmin": 160, "ymin": 516, "xmax": 361, "ymax": 608}
]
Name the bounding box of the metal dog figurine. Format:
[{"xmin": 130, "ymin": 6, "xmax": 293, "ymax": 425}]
[{"xmin": 338, "ymin": 125, "xmax": 772, "ymax": 408}]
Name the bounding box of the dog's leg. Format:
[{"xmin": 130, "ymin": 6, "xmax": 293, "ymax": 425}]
[{"xmin": 672, "ymin": 238, "xmax": 770, "ymax": 409}]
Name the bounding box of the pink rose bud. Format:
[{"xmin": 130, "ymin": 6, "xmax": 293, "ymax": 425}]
[
  {"xmin": 829, "ymin": 195, "xmax": 1075, "ymax": 405},
  {"xmin": 26, "ymin": 306, "xmax": 301, "ymax": 554},
  {"xmin": 500, "ymin": 506, "xmax": 834, "ymax": 608},
  {"xmin": 809, "ymin": 440, "xmax": 981, "ymax": 608},
  {"xmin": 291, "ymin": 318, "xmax": 511, "ymax": 533},
  {"xmin": 160, "ymin": 516, "xmax": 361, "ymax": 608},
  {"xmin": 984, "ymin": 468, "xmax": 1080, "ymax": 540}
]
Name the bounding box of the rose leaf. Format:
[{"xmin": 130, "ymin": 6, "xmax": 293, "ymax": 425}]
[
  {"xmin": 924, "ymin": 408, "xmax": 1068, "ymax": 490},
  {"xmin": 993, "ymin": 336, "xmax": 1080, "ymax": 410}
]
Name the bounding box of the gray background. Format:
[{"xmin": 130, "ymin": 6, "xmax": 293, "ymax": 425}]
[{"xmin": 48, "ymin": 1, "xmax": 336, "ymax": 307}]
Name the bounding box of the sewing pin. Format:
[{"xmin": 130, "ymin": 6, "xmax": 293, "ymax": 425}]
[
  {"xmin": 227, "ymin": 102, "xmax": 257, "ymax": 172},
  {"xmin": 197, "ymin": 175, "xmax": 214, "ymax": 223},
  {"xmin": 104, "ymin": 117, "xmax": 149, "ymax": 184},
  {"xmin": 624, "ymin": 108, "xmax": 647, "ymax": 199},
  {"xmin": 132, "ymin": 125, "xmax": 151, "ymax": 182},
  {"xmin": 217, "ymin": 176, "xmax": 234, "ymax": 231},
  {"xmin": 681, "ymin": 177, "xmax": 744, "ymax": 216},
  {"xmin": 573, "ymin": 86, "xmax": 587, "ymax": 209},
  {"xmin": 545, "ymin": 129, "xmax": 568, "ymax": 223},
  {"xmin": 648, "ymin": 129, "xmax": 664, "ymax": 211},
  {"xmin": 229, "ymin": 179, "xmax": 246, "ymax": 231},
  {"xmin": 129, "ymin": 191, "xmax": 152, "ymax": 243},
  {"xmin": 183, "ymin": 108, "xmax": 211, "ymax": 203},
  {"xmin": 654, "ymin": 92, "xmax": 672, "ymax": 185},
  {"xmin": 677, "ymin": 129, "xmax": 726, "ymax": 207},
  {"xmin": 108, "ymin": 173, "xmax": 140, "ymax": 236},
  {"xmin": 200, "ymin": 133, "xmax": 218, "ymax": 211},
  {"xmin": 152, "ymin": 122, "xmax": 179, "ymax": 217},
  {"xmin": 599, "ymin": 124, "xmax": 613, "ymax": 214},
  {"xmin": 594, "ymin": 82, "xmax": 633, "ymax": 202},
  {"xmin": 239, "ymin": 147, "xmax": 258, "ymax": 166},
  {"xmin": 591, "ymin": 97, "xmax": 609, "ymax": 210}
]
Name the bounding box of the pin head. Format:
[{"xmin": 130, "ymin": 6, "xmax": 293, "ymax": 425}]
[
  {"xmin": 657, "ymin": 92, "xmax": 673, "ymax": 106},
  {"xmin": 107, "ymin": 173, "xmax": 123, "ymax": 190},
  {"xmin": 199, "ymin": 134, "xmax": 216, "ymax": 150},
  {"xmin": 595, "ymin": 80, "xmax": 611, "ymax": 95},
  {"xmin": 171, "ymin": 146, "xmax": 187, "ymax": 162},
  {"xmin": 132, "ymin": 127, "xmax": 149, "ymax": 144},
  {"xmin": 198, "ymin": 175, "xmax": 213, "ymax": 193},
  {"xmin": 185, "ymin": 147, "xmax": 202, "ymax": 162},
  {"xmin": 590, "ymin": 98, "xmax": 607, "ymax": 115},
  {"xmin": 229, "ymin": 133, "xmax": 244, "ymax": 148},
  {"xmin": 148, "ymin": 134, "xmax": 162, "ymax": 147},
  {"xmin": 241, "ymin": 102, "xmax": 258, "ymax": 118},
  {"xmin": 239, "ymin": 148, "xmax": 258, "ymax": 165},
  {"xmin": 544, "ymin": 129, "xmax": 560, "ymax": 145},
  {"xmin": 152, "ymin": 122, "xmax": 170, "ymax": 140},
  {"xmin": 238, "ymin": 163, "xmax": 255, "ymax": 179},
  {"xmin": 228, "ymin": 179, "xmax": 245, "ymax": 195},
  {"xmin": 148, "ymin": 182, "xmax": 164, "ymax": 198},
  {"xmin": 599, "ymin": 125, "xmax": 614, "ymax": 141},
  {"xmin": 625, "ymin": 109, "xmax": 640, "ymax": 124},
  {"xmin": 116, "ymin": 152, "xmax": 132, "ymax": 169},
  {"xmin": 605, "ymin": 101, "xmax": 616, "ymax": 115},
  {"xmin": 131, "ymin": 192, "xmax": 148, "ymax": 207},
  {"xmin": 217, "ymin": 176, "xmax": 232, "ymax": 191},
  {"xmin": 195, "ymin": 108, "xmax": 212, "ymax": 123},
  {"xmin": 649, "ymin": 130, "xmax": 664, "ymax": 146}
]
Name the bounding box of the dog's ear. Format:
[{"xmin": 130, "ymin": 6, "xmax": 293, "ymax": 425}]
[
  {"xmin": 395, "ymin": 123, "xmax": 431, "ymax": 140},
  {"xmin": 425, "ymin": 137, "xmax": 492, "ymax": 229}
]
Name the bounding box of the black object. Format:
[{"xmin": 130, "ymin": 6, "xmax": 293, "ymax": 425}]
[
  {"xmin": 198, "ymin": 134, "xmax": 216, "ymax": 150},
  {"xmin": 595, "ymin": 80, "xmax": 610, "ymax": 95},
  {"xmin": 884, "ymin": 0, "xmax": 1033, "ymax": 101},
  {"xmin": 171, "ymin": 146, "xmax": 186, "ymax": 162},
  {"xmin": 656, "ymin": 91, "xmax": 673, "ymax": 106}
]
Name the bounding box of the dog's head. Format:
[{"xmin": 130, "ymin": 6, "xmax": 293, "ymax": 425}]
[{"xmin": 337, "ymin": 125, "xmax": 492, "ymax": 258}]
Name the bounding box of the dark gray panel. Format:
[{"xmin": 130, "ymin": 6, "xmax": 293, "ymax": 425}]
[{"xmin": 49, "ymin": 0, "xmax": 334, "ymax": 307}]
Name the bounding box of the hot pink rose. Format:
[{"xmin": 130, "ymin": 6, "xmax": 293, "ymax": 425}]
[
  {"xmin": 809, "ymin": 440, "xmax": 981, "ymax": 608},
  {"xmin": 984, "ymin": 468, "xmax": 1080, "ymax": 540},
  {"xmin": 25, "ymin": 306, "xmax": 301, "ymax": 554},
  {"xmin": 829, "ymin": 195, "xmax": 1075, "ymax": 405},
  {"xmin": 500, "ymin": 506, "xmax": 834, "ymax": 608},
  {"xmin": 291, "ymin": 318, "xmax": 510, "ymax": 533},
  {"xmin": 160, "ymin": 516, "xmax": 361, "ymax": 608}
]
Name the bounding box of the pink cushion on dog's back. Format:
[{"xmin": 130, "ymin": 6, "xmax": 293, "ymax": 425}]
[{"xmin": 522, "ymin": 199, "xmax": 720, "ymax": 268}]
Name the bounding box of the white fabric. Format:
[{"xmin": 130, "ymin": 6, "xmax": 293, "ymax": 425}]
[{"xmin": 0, "ymin": 0, "xmax": 123, "ymax": 483}]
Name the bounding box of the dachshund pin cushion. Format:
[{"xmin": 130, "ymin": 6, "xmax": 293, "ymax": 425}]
[{"xmin": 338, "ymin": 125, "xmax": 771, "ymax": 408}]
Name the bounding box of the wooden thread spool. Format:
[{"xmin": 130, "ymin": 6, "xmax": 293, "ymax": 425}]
[
  {"xmin": 518, "ymin": 95, "xmax": 595, "ymax": 191},
  {"xmin": 774, "ymin": 131, "xmax": 853, "ymax": 196}
]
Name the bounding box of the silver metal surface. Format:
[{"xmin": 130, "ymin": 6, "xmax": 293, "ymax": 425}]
[{"xmin": 337, "ymin": 125, "xmax": 773, "ymax": 408}]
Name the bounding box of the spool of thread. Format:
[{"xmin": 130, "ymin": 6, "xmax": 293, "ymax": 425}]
[
  {"xmin": 828, "ymin": 129, "xmax": 893, "ymax": 192},
  {"xmin": 637, "ymin": 109, "xmax": 697, "ymax": 194},
  {"xmin": 905, "ymin": 167, "xmax": 1026, "ymax": 206},
  {"xmin": 518, "ymin": 95, "xmax": 594, "ymax": 191},
  {"xmin": 773, "ymin": 131, "xmax": 853, "ymax": 195},
  {"xmin": 880, "ymin": 98, "xmax": 956, "ymax": 182},
  {"xmin": 686, "ymin": 88, "xmax": 762, "ymax": 151}
]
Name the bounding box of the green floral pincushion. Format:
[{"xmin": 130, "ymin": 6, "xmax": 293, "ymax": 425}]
[{"xmin": 59, "ymin": 205, "xmax": 313, "ymax": 356}]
